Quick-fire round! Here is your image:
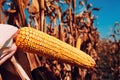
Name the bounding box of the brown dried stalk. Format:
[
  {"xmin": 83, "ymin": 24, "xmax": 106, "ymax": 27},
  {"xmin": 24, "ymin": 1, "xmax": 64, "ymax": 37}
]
[
  {"xmin": 72, "ymin": 0, "xmax": 76, "ymax": 24},
  {"xmin": 43, "ymin": 15, "xmax": 46, "ymax": 33},
  {"xmin": 69, "ymin": 6, "xmax": 73, "ymax": 35},
  {"xmin": 76, "ymin": 37, "xmax": 83, "ymax": 50},
  {"xmin": 40, "ymin": 0, "xmax": 45, "ymax": 31},
  {"xmin": 13, "ymin": 0, "xmax": 27, "ymax": 26},
  {"xmin": 10, "ymin": 56, "xmax": 30, "ymax": 80},
  {"xmin": 26, "ymin": 53, "xmax": 41, "ymax": 71}
]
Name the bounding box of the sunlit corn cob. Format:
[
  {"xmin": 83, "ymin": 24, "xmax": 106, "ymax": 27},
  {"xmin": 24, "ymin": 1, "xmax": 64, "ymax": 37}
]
[{"xmin": 15, "ymin": 27, "xmax": 95, "ymax": 68}]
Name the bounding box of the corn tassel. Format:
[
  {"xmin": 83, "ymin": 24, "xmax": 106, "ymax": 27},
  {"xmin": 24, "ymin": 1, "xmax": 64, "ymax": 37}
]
[{"xmin": 15, "ymin": 27, "xmax": 95, "ymax": 68}]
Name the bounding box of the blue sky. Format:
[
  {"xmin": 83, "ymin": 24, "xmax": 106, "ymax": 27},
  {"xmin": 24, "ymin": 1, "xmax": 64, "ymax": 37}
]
[
  {"xmin": 60, "ymin": 0, "xmax": 120, "ymax": 39},
  {"xmin": 88, "ymin": 0, "xmax": 120, "ymax": 39}
]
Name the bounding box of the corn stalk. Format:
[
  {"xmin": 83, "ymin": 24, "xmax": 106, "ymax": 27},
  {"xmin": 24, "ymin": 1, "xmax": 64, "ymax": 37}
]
[{"xmin": 40, "ymin": 0, "xmax": 45, "ymax": 31}]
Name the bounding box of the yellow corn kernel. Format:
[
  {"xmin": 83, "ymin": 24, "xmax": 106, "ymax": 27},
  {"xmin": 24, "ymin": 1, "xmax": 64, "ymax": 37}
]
[{"xmin": 15, "ymin": 27, "xmax": 95, "ymax": 68}]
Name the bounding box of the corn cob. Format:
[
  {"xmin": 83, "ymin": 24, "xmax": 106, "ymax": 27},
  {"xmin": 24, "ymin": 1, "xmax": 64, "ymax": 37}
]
[{"xmin": 15, "ymin": 27, "xmax": 95, "ymax": 68}]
